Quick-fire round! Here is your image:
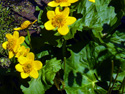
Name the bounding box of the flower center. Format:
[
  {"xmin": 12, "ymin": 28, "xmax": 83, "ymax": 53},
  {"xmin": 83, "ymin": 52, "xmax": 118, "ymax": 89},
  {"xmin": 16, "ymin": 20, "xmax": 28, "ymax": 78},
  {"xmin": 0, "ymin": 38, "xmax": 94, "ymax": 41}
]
[
  {"xmin": 55, "ymin": 0, "xmax": 67, "ymax": 3},
  {"xmin": 52, "ymin": 15, "xmax": 66, "ymax": 27},
  {"xmin": 7, "ymin": 38, "xmax": 16, "ymax": 51},
  {"xmin": 23, "ymin": 63, "xmax": 32, "ymax": 73}
]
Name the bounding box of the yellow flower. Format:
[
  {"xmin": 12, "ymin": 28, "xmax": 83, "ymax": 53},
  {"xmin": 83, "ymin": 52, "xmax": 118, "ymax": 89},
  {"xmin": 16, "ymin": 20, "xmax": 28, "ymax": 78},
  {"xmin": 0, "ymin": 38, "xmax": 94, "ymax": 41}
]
[
  {"xmin": 15, "ymin": 52, "xmax": 42, "ymax": 79},
  {"xmin": 89, "ymin": 0, "xmax": 95, "ymax": 3},
  {"xmin": 14, "ymin": 19, "xmax": 37, "ymax": 31},
  {"xmin": 15, "ymin": 46, "xmax": 30, "ymax": 58},
  {"xmin": 44, "ymin": 7, "xmax": 76, "ymax": 35},
  {"xmin": 2, "ymin": 31, "xmax": 25, "ymax": 58},
  {"xmin": 48, "ymin": 0, "xmax": 78, "ymax": 7}
]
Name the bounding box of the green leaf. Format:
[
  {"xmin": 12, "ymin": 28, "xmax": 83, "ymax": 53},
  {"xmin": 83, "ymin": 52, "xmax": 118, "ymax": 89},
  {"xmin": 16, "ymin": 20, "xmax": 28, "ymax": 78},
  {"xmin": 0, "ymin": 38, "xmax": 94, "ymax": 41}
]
[
  {"xmin": 36, "ymin": 50, "xmax": 49, "ymax": 59},
  {"xmin": 42, "ymin": 58, "xmax": 61, "ymax": 86},
  {"xmin": 21, "ymin": 71, "xmax": 45, "ymax": 94},
  {"xmin": 64, "ymin": 41, "xmax": 107, "ymax": 94},
  {"xmin": 105, "ymin": 30, "xmax": 125, "ymax": 63},
  {"xmin": 115, "ymin": 52, "xmax": 125, "ymax": 63},
  {"xmin": 35, "ymin": 6, "xmax": 41, "ymax": 11},
  {"xmin": 21, "ymin": 58, "xmax": 61, "ymax": 94},
  {"xmin": 113, "ymin": 71, "xmax": 125, "ymax": 82},
  {"xmin": 106, "ymin": 43, "xmax": 117, "ymax": 55},
  {"xmin": 109, "ymin": 30, "xmax": 125, "ymax": 44},
  {"xmin": 110, "ymin": 0, "xmax": 125, "ymax": 16},
  {"xmin": 65, "ymin": 0, "xmax": 117, "ymax": 40},
  {"xmin": 64, "ymin": 19, "xmax": 84, "ymax": 40}
]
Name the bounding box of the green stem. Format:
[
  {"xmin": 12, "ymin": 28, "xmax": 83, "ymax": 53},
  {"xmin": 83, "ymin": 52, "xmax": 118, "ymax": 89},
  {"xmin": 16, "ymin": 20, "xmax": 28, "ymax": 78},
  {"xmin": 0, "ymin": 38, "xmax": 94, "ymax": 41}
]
[
  {"xmin": 107, "ymin": 60, "xmax": 114, "ymax": 94},
  {"xmin": 122, "ymin": 77, "xmax": 125, "ymax": 94},
  {"xmin": 110, "ymin": 67, "xmax": 120, "ymax": 93},
  {"xmin": 119, "ymin": 77, "xmax": 125, "ymax": 93},
  {"xmin": 26, "ymin": 29, "xmax": 32, "ymax": 48},
  {"xmin": 13, "ymin": 56, "xmax": 16, "ymax": 64},
  {"xmin": 62, "ymin": 39, "xmax": 67, "ymax": 81},
  {"xmin": 64, "ymin": 57, "xmax": 66, "ymax": 81}
]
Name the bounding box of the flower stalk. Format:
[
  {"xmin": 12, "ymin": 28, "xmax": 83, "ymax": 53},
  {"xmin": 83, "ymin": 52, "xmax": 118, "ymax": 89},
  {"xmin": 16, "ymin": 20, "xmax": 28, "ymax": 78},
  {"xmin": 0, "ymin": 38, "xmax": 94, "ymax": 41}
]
[
  {"xmin": 62, "ymin": 39, "xmax": 67, "ymax": 81},
  {"xmin": 26, "ymin": 29, "xmax": 32, "ymax": 49}
]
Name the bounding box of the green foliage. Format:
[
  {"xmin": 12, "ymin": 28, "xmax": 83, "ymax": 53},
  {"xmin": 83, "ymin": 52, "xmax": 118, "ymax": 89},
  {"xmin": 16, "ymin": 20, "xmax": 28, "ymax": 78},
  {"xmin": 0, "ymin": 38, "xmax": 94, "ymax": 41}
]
[
  {"xmin": 64, "ymin": 41, "xmax": 107, "ymax": 94},
  {"xmin": 0, "ymin": 0, "xmax": 125, "ymax": 94}
]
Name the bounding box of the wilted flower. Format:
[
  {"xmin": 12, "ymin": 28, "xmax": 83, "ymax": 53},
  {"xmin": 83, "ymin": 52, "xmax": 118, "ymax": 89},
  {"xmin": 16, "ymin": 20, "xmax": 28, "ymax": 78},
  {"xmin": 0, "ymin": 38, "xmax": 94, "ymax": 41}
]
[
  {"xmin": 2, "ymin": 31, "xmax": 25, "ymax": 58},
  {"xmin": 15, "ymin": 52, "xmax": 42, "ymax": 79},
  {"xmin": 44, "ymin": 7, "xmax": 76, "ymax": 35},
  {"xmin": 48, "ymin": 0, "xmax": 78, "ymax": 7}
]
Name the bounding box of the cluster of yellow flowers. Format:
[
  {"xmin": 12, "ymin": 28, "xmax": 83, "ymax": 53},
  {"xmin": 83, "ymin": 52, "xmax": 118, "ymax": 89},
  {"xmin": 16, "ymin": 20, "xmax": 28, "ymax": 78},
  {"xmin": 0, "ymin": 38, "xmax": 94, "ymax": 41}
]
[
  {"xmin": 2, "ymin": 0, "xmax": 95, "ymax": 79},
  {"xmin": 44, "ymin": 0, "xmax": 95, "ymax": 35},
  {"xmin": 44, "ymin": 0, "xmax": 77, "ymax": 35},
  {"xmin": 2, "ymin": 21, "xmax": 42, "ymax": 79}
]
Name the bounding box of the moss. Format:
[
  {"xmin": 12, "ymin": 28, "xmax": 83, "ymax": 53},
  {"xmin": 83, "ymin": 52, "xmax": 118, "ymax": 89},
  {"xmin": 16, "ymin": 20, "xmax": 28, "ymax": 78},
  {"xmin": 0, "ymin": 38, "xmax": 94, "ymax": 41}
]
[{"xmin": 0, "ymin": 0, "xmax": 16, "ymax": 56}]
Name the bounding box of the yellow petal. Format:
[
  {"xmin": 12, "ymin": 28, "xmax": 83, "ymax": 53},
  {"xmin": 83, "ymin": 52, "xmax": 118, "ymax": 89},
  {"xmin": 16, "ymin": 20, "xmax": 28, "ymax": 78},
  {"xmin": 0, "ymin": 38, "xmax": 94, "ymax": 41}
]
[
  {"xmin": 13, "ymin": 45, "xmax": 20, "ymax": 53},
  {"xmin": 18, "ymin": 36, "xmax": 25, "ymax": 44},
  {"xmin": 47, "ymin": 11, "xmax": 55, "ymax": 20},
  {"xmin": 20, "ymin": 45, "xmax": 25, "ymax": 50},
  {"xmin": 68, "ymin": 0, "xmax": 79, "ymax": 3},
  {"xmin": 27, "ymin": 52, "xmax": 34, "ymax": 60},
  {"xmin": 60, "ymin": 2, "xmax": 71, "ymax": 7},
  {"xmin": 44, "ymin": 21, "xmax": 55, "ymax": 30},
  {"xmin": 23, "ymin": 47, "xmax": 30, "ymax": 56},
  {"xmin": 26, "ymin": 48, "xmax": 30, "ymax": 53},
  {"xmin": 2, "ymin": 41, "xmax": 8, "ymax": 49},
  {"xmin": 33, "ymin": 61, "xmax": 42, "ymax": 70},
  {"xmin": 9, "ymin": 51, "xmax": 14, "ymax": 59},
  {"xmin": 62, "ymin": 7, "xmax": 70, "ymax": 17},
  {"xmin": 66, "ymin": 17, "xmax": 76, "ymax": 25},
  {"xmin": 15, "ymin": 46, "xmax": 23, "ymax": 58},
  {"xmin": 58, "ymin": 25, "xmax": 69, "ymax": 35},
  {"xmin": 55, "ymin": 7, "xmax": 61, "ymax": 15},
  {"xmin": 89, "ymin": 0, "xmax": 95, "ymax": 3},
  {"xmin": 21, "ymin": 72, "xmax": 29, "ymax": 79},
  {"xmin": 15, "ymin": 64, "xmax": 23, "ymax": 72},
  {"xmin": 48, "ymin": 1, "xmax": 59, "ymax": 7},
  {"xmin": 6, "ymin": 33, "xmax": 13, "ymax": 40},
  {"xmin": 21, "ymin": 20, "xmax": 31, "ymax": 29},
  {"xmin": 30, "ymin": 69, "xmax": 39, "ymax": 79},
  {"xmin": 13, "ymin": 31, "xmax": 19, "ymax": 39},
  {"xmin": 32, "ymin": 19, "xmax": 37, "ymax": 25},
  {"xmin": 18, "ymin": 56, "xmax": 27, "ymax": 64},
  {"xmin": 14, "ymin": 27, "xmax": 22, "ymax": 31},
  {"xmin": 15, "ymin": 52, "xmax": 20, "ymax": 58}
]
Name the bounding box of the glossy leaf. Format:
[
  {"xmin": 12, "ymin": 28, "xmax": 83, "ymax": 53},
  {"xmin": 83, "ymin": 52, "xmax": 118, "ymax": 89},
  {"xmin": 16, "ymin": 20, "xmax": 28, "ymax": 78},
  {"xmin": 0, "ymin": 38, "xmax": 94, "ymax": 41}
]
[{"xmin": 64, "ymin": 41, "xmax": 107, "ymax": 94}]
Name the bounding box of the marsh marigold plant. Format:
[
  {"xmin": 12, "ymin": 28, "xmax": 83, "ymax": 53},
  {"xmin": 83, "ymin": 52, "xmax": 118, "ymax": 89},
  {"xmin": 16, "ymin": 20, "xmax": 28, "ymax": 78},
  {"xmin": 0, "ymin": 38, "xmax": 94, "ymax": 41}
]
[
  {"xmin": 2, "ymin": 31, "xmax": 25, "ymax": 58},
  {"xmin": 48, "ymin": 0, "xmax": 78, "ymax": 7},
  {"xmin": 15, "ymin": 52, "xmax": 43, "ymax": 79},
  {"xmin": 44, "ymin": 7, "xmax": 76, "ymax": 35}
]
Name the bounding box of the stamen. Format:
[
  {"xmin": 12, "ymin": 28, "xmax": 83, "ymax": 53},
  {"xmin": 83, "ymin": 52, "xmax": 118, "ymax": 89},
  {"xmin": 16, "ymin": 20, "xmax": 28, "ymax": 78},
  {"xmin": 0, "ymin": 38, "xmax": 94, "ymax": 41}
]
[
  {"xmin": 52, "ymin": 15, "xmax": 66, "ymax": 28},
  {"xmin": 7, "ymin": 39, "xmax": 16, "ymax": 51},
  {"xmin": 23, "ymin": 63, "xmax": 32, "ymax": 73}
]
